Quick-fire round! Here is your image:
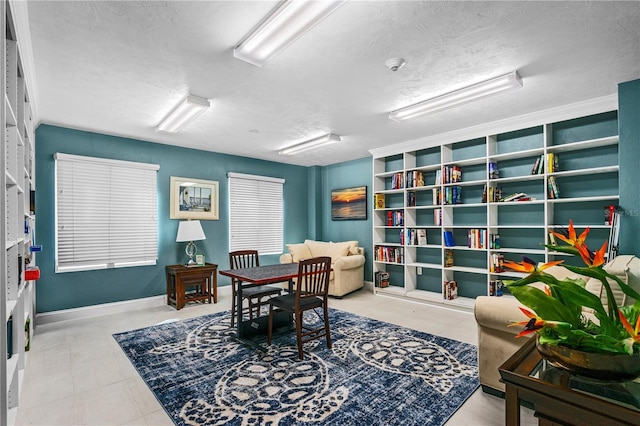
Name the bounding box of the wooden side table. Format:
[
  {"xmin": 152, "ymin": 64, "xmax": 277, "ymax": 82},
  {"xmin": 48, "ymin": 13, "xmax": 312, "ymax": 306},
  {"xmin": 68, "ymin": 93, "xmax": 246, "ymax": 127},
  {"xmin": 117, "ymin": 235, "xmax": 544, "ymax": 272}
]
[{"xmin": 165, "ymin": 263, "xmax": 217, "ymax": 310}]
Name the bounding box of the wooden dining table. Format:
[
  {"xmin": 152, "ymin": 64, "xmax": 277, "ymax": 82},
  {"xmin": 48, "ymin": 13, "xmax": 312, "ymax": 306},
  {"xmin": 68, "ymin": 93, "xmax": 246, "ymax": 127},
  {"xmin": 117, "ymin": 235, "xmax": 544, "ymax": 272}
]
[{"xmin": 219, "ymin": 263, "xmax": 299, "ymax": 343}]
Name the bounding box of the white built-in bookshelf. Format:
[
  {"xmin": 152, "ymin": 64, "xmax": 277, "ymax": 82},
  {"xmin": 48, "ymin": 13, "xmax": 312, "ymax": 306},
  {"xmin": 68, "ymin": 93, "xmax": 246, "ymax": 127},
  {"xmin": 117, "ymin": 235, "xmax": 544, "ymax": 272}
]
[
  {"xmin": 371, "ymin": 100, "xmax": 619, "ymax": 311},
  {"xmin": 2, "ymin": 1, "xmax": 37, "ymax": 424}
]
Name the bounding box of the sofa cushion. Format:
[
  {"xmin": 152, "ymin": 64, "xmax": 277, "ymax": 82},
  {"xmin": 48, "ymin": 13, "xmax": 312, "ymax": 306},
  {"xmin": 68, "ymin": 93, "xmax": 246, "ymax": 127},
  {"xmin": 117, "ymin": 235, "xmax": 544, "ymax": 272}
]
[
  {"xmin": 286, "ymin": 243, "xmax": 312, "ymax": 262},
  {"xmin": 304, "ymin": 239, "xmax": 329, "ymax": 257},
  {"xmin": 325, "ymin": 242, "xmax": 351, "ymax": 263}
]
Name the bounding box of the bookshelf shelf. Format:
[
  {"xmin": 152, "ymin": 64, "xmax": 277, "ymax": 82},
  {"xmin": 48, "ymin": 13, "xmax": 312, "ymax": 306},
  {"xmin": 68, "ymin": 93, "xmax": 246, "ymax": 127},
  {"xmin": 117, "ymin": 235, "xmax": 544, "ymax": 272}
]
[
  {"xmin": 371, "ymin": 107, "xmax": 619, "ymax": 311},
  {"xmin": 2, "ymin": 1, "xmax": 38, "ymax": 423}
]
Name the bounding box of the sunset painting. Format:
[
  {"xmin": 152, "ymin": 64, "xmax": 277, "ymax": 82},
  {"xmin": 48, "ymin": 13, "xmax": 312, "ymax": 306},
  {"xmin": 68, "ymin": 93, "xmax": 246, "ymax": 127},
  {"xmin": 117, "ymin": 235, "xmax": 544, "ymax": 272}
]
[{"xmin": 331, "ymin": 186, "xmax": 367, "ymax": 220}]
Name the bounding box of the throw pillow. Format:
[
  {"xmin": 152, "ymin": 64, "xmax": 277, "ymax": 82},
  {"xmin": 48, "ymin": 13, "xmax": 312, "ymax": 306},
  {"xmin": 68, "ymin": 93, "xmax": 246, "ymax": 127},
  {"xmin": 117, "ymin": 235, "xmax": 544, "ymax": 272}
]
[
  {"xmin": 286, "ymin": 243, "xmax": 312, "ymax": 262},
  {"xmin": 325, "ymin": 241, "xmax": 351, "ymax": 263}
]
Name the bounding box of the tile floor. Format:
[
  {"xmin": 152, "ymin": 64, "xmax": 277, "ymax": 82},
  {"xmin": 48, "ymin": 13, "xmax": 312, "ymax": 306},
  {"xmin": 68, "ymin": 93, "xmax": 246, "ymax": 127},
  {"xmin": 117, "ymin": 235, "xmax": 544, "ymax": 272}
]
[{"xmin": 15, "ymin": 288, "xmax": 536, "ymax": 425}]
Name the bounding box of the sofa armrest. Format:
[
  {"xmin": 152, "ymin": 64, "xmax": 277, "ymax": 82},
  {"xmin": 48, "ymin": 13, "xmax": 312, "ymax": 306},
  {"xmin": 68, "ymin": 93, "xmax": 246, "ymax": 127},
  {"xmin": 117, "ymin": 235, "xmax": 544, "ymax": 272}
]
[
  {"xmin": 279, "ymin": 253, "xmax": 293, "ymax": 264},
  {"xmin": 474, "ymin": 296, "xmax": 528, "ymax": 335},
  {"xmin": 334, "ymin": 255, "xmax": 365, "ymax": 271}
]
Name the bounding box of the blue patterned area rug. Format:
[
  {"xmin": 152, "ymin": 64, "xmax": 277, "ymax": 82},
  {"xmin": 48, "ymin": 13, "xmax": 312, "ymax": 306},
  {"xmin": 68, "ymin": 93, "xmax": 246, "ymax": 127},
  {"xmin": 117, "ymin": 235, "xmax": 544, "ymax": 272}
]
[{"xmin": 113, "ymin": 309, "xmax": 479, "ymax": 425}]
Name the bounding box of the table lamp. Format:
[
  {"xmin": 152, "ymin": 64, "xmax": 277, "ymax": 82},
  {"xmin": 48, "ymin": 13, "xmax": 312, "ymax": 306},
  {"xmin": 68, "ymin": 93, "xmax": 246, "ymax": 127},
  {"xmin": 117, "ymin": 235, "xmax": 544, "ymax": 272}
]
[{"xmin": 176, "ymin": 220, "xmax": 206, "ymax": 266}]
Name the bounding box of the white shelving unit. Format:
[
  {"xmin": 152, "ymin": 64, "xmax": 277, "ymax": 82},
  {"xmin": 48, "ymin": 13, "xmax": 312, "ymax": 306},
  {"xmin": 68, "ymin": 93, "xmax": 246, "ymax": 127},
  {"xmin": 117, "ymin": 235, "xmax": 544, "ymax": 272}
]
[
  {"xmin": 2, "ymin": 1, "xmax": 37, "ymax": 424},
  {"xmin": 371, "ymin": 105, "xmax": 619, "ymax": 311}
]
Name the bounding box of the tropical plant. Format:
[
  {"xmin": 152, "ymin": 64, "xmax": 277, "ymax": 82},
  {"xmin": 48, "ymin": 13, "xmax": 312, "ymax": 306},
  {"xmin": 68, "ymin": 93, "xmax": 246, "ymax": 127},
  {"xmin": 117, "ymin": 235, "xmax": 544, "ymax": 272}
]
[{"xmin": 504, "ymin": 220, "xmax": 640, "ymax": 355}]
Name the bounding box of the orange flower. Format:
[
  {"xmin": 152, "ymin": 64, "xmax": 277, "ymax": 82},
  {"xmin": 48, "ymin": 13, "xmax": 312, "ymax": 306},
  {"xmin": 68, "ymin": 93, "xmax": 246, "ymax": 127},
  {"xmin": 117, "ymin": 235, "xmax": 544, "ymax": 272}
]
[
  {"xmin": 575, "ymin": 240, "xmax": 607, "ymax": 268},
  {"xmin": 509, "ymin": 307, "xmax": 546, "ymax": 337},
  {"xmin": 551, "ymin": 219, "xmax": 589, "ymax": 247},
  {"xmin": 619, "ymin": 309, "xmax": 640, "ymax": 343},
  {"xmin": 503, "ymin": 257, "xmax": 564, "ymax": 273}
]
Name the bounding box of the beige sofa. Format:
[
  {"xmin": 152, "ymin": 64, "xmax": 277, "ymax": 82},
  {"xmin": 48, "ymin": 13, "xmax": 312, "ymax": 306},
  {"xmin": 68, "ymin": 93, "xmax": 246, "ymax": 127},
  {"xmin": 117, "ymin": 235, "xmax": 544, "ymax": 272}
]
[
  {"xmin": 280, "ymin": 239, "xmax": 365, "ymax": 297},
  {"xmin": 474, "ymin": 255, "xmax": 640, "ymax": 395}
]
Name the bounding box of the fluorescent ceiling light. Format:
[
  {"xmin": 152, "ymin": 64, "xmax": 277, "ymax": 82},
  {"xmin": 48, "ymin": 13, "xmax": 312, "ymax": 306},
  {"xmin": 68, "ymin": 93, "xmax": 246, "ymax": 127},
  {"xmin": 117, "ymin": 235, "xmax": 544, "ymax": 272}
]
[
  {"xmin": 279, "ymin": 133, "xmax": 341, "ymax": 155},
  {"xmin": 234, "ymin": 0, "xmax": 347, "ymax": 67},
  {"xmin": 389, "ymin": 71, "xmax": 523, "ymax": 122},
  {"xmin": 156, "ymin": 95, "xmax": 210, "ymax": 134}
]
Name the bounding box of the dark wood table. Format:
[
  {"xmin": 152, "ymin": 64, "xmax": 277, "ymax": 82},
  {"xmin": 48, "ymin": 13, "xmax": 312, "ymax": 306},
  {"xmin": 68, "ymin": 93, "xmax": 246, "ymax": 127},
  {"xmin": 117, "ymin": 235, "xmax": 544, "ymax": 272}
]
[
  {"xmin": 499, "ymin": 338, "xmax": 640, "ymax": 426},
  {"xmin": 165, "ymin": 263, "xmax": 217, "ymax": 310},
  {"xmin": 219, "ymin": 263, "xmax": 298, "ymax": 341}
]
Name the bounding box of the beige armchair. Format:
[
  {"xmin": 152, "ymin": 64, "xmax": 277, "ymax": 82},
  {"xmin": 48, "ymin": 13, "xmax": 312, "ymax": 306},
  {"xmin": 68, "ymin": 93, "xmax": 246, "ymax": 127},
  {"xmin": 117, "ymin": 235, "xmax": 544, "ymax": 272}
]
[{"xmin": 280, "ymin": 239, "xmax": 365, "ymax": 297}]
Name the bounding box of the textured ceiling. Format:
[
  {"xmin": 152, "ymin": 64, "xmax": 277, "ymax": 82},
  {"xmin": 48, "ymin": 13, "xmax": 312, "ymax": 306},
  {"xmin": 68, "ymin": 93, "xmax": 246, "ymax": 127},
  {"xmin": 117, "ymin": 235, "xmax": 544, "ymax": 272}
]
[{"xmin": 26, "ymin": 1, "xmax": 640, "ymax": 167}]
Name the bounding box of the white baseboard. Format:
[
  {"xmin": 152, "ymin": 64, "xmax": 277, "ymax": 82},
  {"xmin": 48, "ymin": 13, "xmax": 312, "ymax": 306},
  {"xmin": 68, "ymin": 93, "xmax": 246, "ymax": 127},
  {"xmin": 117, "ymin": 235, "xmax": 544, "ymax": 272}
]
[{"xmin": 36, "ymin": 295, "xmax": 167, "ymax": 325}]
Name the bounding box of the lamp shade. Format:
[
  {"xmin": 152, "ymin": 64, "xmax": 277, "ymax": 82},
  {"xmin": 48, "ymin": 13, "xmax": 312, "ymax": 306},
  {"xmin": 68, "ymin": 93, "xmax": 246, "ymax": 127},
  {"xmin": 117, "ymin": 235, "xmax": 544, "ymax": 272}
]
[{"xmin": 176, "ymin": 220, "xmax": 206, "ymax": 242}]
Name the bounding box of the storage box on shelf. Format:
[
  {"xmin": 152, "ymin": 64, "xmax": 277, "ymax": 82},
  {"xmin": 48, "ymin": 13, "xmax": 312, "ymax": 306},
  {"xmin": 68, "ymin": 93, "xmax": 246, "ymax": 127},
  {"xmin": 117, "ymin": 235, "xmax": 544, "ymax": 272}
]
[
  {"xmin": 371, "ymin": 109, "xmax": 619, "ymax": 311},
  {"xmin": 2, "ymin": 1, "xmax": 37, "ymax": 423}
]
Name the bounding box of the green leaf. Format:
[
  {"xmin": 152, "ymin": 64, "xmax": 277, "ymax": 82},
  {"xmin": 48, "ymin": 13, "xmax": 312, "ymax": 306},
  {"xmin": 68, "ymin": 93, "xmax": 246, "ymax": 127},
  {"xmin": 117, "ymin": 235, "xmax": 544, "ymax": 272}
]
[{"xmin": 507, "ymin": 285, "xmax": 578, "ymax": 325}]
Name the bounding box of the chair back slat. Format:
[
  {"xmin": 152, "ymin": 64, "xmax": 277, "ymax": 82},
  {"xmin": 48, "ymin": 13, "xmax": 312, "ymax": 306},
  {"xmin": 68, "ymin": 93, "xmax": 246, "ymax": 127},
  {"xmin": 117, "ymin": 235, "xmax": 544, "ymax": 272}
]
[
  {"xmin": 296, "ymin": 256, "xmax": 331, "ymax": 301},
  {"xmin": 229, "ymin": 250, "xmax": 260, "ymax": 269}
]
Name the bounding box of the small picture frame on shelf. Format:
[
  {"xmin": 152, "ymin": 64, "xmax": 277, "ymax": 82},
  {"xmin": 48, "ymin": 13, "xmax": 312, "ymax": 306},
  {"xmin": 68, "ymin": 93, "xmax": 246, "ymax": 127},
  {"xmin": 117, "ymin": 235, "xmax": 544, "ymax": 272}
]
[{"xmin": 196, "ymin": 255, "xmax": 205, "ymax": 266}]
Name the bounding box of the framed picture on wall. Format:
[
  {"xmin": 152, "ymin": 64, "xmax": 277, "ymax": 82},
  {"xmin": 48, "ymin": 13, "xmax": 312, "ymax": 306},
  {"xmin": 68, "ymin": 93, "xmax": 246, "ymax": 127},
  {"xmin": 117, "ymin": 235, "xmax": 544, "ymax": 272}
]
[
  {"xmin": 170, "ymin": 176, "xmax": 219, "ymax": 220},
  {"xmin": 331, "ymin": 186, "xmax": 367, "ymax": 221}
]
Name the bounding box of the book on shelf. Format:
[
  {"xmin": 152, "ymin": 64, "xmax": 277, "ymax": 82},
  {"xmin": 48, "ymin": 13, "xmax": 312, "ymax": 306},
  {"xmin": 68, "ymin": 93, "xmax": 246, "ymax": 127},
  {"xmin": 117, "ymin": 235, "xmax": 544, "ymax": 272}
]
[
  {"xmin": 488, "ymin": 161, "xmax": 499, "ymax": 179},
  {"xmin": 443, "ymin": 231, "xmax": 455, "ymax": 247},
  {"xmin": 547, "ymin": 176, "xmax": 560, "ymax": 198},
  {"xmin": 531, "ymin": 154, "xmax": 544, "ymax": 175},
  {"xmin": 375, "ymin": 271, "xmax": 390, "ymax": 288},
  {"xmin": 407, "ymin": 191, "xmax": 416, "ymax": 207},
  {"xmin": 417, "ymin": 229, "xmax": 427, "ymax": 245},
  {"xmin": 375, "ymin": 193, "xmax": 385, "ymax": 209},
  {"xmin": 547, "ymin": 153, "xmax": 559, "ymax": 173},
  {"xmin": 500, "ymin": 192, "xmax": 527, "ymax": 202},
  {"xmin": 434, "ymin": 208, "xmax": 442, "ymax": 226}
]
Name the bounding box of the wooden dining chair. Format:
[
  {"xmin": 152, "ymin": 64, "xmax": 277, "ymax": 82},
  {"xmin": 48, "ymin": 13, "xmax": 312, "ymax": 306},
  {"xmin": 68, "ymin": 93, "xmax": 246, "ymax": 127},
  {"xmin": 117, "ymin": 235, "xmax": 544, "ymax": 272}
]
[
  {"xmin": 267, "ymin": 256, "xmax": 332, "ymax": 360},
  {"xmin": 229, "ymin": 250, "xmax": 282, "ymax": 328}
]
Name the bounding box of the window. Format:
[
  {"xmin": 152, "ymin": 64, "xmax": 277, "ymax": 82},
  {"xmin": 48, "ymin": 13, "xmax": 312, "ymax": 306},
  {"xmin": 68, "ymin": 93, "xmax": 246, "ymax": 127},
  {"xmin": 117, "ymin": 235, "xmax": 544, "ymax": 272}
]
[
  {"xmin": 54, "ymin": 153, "xmax": 159, "ymax": 272},
  {"xmin": 228, "ymin": 172, "xmax": 284, "ymax": 254}
]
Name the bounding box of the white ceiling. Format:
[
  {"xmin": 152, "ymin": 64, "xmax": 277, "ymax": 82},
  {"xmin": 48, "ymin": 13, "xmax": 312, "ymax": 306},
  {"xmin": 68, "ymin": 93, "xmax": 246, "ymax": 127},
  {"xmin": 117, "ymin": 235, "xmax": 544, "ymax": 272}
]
[{"xmin": 26, "ymin": 1, "xmax": 640, "ymax": 167}]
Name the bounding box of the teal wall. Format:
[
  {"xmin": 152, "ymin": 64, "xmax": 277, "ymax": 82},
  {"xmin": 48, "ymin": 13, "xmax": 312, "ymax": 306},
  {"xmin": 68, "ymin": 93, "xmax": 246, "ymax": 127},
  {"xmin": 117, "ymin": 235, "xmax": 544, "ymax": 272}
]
[
  {"xmin": 321, "ymin": 157, "xmax": 373, "ymax": 281},
  {"xmin": 618, "ymin": 78, "xmax": 640, "ymax": 257},
  {"xmin": 35, "ymin": 125, "xmax": 311, "ymax": 312}
]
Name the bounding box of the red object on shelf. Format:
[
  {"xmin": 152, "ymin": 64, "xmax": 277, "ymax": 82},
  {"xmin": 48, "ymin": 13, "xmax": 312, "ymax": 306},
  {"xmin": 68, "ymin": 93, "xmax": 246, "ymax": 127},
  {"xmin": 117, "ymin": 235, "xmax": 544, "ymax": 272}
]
[{"xmin": 25, "ymin": 266, "xmax": 40, "ymax": 281}]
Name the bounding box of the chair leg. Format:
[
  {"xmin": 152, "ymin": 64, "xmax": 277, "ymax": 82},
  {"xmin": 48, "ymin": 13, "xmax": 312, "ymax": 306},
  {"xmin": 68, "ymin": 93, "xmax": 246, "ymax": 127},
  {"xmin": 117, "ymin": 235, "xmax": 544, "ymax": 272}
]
[
  {"xmin": 267, "ymin": 305, "xmax": 274, "ymax": 345},
  {"xmin": 323, "ymin": 304, "xmax": 332, "ymax": 349},
  {"xmin": 295, "ymin": 310, "xmax": 304, "ymax": 360}
]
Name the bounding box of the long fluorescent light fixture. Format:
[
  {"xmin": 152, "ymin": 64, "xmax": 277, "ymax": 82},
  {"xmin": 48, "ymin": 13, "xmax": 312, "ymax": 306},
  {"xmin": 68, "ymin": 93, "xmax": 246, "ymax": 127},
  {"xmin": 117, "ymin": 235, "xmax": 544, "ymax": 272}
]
[
  {"xmin": 234, "ymin": 0, "xmax": 347, "ymax": 67},
  {"xmin": 279, "ymin": 133, "xmax": 341, "ymax": 155},
  {"xmin": 156, "ymin": 95, "xmax": 210, "ymax": 134},
  {"xmin": 389, "ymin": 71, "xmax": 523, "ymax": 122}
]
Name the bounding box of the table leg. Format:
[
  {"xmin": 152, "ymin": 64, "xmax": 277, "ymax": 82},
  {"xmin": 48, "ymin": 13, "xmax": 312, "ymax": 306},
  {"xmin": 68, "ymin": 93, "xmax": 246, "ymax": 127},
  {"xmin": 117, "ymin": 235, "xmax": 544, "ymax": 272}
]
[
  {"xmin": 176, "ymin": 277, "xmax": 184, "ymax": 310},
  {"xmin": 166, "ymin": 273, "xmax": 172, "ymax": 306},
  {"xmin": 213, "ymin": 270, "xmax": 217, "ymax": 303},
  {"xmin": 505, "ymin": 383, "xmax": 521, "ymax": 426},
  {"xmin": 236, "ymin": 281, "xmax": 243, "ymax": 337}
]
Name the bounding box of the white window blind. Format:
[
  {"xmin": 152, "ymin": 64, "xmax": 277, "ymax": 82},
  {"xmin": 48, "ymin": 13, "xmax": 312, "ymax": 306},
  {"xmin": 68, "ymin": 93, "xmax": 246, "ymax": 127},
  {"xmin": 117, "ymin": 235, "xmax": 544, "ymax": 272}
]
[
  {"xmin": 54, "ymin": 153, "xmax": 160, "ymax": 273},
  {"xmin": 228, "ymin": 172, "xmax": 284, "ymax": 255}
]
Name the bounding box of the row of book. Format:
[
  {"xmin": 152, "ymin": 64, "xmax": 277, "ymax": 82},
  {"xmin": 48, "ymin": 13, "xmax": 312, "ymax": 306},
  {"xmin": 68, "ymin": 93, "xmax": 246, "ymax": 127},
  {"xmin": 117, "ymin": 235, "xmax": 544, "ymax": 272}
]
[
  {"xmin": 489, "ymin": 253, "xmax": 505, "ymax": 273},
  {"xmin": 547, "ymin": 176, "xmax": 560, "ymax": 198},
  {"xmin": 374, "ymin": 271, "xmax": 390, "ymax": 288},
  {"xmin": 406, "ymin": 170, "xmax": 426, "ymax": 188},
  {"xmin": 375, "ymin": 246, "xmax": 404, "ymax": 263},
  {"xmin": 404, "ymin": 228, "xmax": 428, "ymax": 245},
  {"xmin": 532, "ymin": 153, "xmax": 559, "ymax": 175},
  {"xmin": 437, "ymin": 186, "xmax": 462, "ymax": 205},
  {"xmin": 468, "ymin": 229, "xmax": 487, "ymax": 249},
  {"xmin": 390, "ymin": 172, "xmax": 404, "ymax": 190},
  {"xmin": 387, "ymin": 210, "xmax": 404, "ymax": 226},
  {"xmin": 443, "ymin": 280, "xmax": 458, "ymax": 300},
  {"xmin": 435, "ymin": 165, "xmax": 462, "ymax": 184},
  {"xmin": 489, "ymin": 280, "xmax": 504, "ymax": 296}
]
